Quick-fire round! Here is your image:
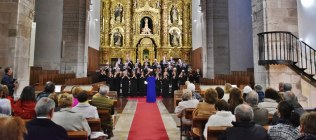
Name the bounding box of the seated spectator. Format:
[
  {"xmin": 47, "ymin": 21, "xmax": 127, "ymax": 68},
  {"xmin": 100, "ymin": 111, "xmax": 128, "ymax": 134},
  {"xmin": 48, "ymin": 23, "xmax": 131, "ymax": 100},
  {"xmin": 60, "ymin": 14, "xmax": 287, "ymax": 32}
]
[
  {"xmin": 52, "ymin": 93, "xmax": 91, "ymax": 135},
  {"xmin": 90, "ymin": 85, "xmax": 114, "ymax": 138},
  {"xmin": 272, "ymin": 91, "xmax": 305, "ymax": 125},
  {"xmin": 72, "ymin": 90, "xmax": 99, "ymax": 118},
  {"xmin": 71, "ymin": 86, "xmax": 83, "ymax": 107},
  {"xmin": 246, "ymin": 91, "xmax": 269, "ymax": 125},
  {"xmin": 48, "ymin": 92, "xmax": 60, "ymax": 111},
  {"xmin": 203, "ymin": 100, "xmax": 235, "ymax": 138},
  {"xmin": 36, "ymin": 81, "xmax": 55, "ymax": 101},
  {"xmin": 258, "ymin": 88, "xmax": 281, "ymax": 115},
  {"xmin": 14, "ymin": 86, "xmax": 36, "ymax": 119},
  {"xmin": 192, "ymin": 88, "xmax": 218, "ymax": 136},
  {"xmin": 215, "ymin": 87, "xmax": 224, "ymax": 100},
  {"xmin": 284, "ymin": 91, "xmax": 305, "ymax": 116},
  {"xmin": 1, "ymin": 85, "xmax": 14, "ymax": 112},
  {"xmin": 187, "ymin": 83, "xmax": 202, "ymax": 101},
  {"xmin": 297, "ymin": 112, "xmax": 316, "ymax": 140},
  {"xmin": 0, "ymin": 85, "xmax": 11, "ymax": 116},
  {"xmin": 269, "ymin": 101, "xmax": 300, "ymax": 140},
  {"xmin": 0, "ymin": 116, "xmax": 27, "ymax": 140},
  {"xmin": 228, "ymin": 88, "xmax": 244, "ymax": 114},
  {"xmin": 24, "ymin": 97, "xmax": 67, "ymax": 140},
  {"xmin": 242, "ymin": 85, "xmax": 253, "ymax": 101},
  {"xmin": 254, "ymin": 85, "xmax": 265, "ymax": 102},
  {"xmin": 222, "ymin": 83, "xmax": 232, "ymax": 102},
  {"xmin": 174, "ymin": 89, "xmax": 199, "ymax": 125},
  {"xmin": 218, "ymin": 104, "xmax": 269, "ymax": 140}
]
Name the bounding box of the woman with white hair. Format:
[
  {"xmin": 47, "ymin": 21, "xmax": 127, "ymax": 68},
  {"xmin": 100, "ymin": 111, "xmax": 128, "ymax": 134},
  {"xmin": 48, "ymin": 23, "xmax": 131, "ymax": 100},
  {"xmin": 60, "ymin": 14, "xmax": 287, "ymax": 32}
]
[
  {"xmin": 187, "ymin": 83, "xmax": 202, "ymax": 101},
  {"xmin": 174, "ymin": 89, "xmax": 199, "ymax": 125}
]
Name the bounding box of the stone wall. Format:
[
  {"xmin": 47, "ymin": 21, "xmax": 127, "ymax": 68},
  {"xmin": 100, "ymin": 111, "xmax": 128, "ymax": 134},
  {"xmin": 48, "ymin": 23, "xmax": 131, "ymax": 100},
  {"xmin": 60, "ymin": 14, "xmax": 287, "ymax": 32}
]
[
  {"xmin": 268, "ymin": 65, "xmax": 315, "ymax": 108},
  {"xmin": 61, "ymin": 0, "xmax": 87, "ymax": 77},
  {"xmin": 0, "ymin": 0, "xmax": 35, "ymax": 96},
  {"xmin": 252, "ymin": 0, "xmax": 298, "ymax": 88},
  {"xmin": 34, "ymin": 0, "xmax": 63, "ymax": 70}
]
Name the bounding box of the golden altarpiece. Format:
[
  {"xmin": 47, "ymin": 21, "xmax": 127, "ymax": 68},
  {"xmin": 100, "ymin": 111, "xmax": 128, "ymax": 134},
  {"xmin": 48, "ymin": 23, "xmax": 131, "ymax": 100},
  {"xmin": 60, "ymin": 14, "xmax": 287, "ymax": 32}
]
[{"xmin": 100, "ymin": 0, "xmax": 192, "ymax": 65}]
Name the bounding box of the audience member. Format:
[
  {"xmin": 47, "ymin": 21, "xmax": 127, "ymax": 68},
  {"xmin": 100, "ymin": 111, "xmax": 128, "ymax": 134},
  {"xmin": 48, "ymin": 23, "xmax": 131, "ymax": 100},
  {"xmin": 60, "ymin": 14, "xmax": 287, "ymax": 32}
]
[
  {"xmin": 222, "ymin": 83, "xmax": 232, "ymax": 101},
  {"xmin": 297, "ymin": 112, "xmax": 316, "ymax": 140},
  {"xmin": 48, "ymin": 92, "xmax": 60, "ymax": 111},
  {"xmin": 24, "ymin": 97, "xmax": 67, "ymax": 140},
  {"xmin": 36, "ymin": 81, "xmax": 55, "ymax": 101},
  {"xmin": 52, "ymin": 93, "xmax": 91, "ymax": 135},
  {"xmin": 72, "ymin": 90, "xmax": 99, "ymax": 118},
  {"xmin": 71, "ymin": 86, "xmax": 83, "ymax": 107},
  {"xmin": 272, "ymin": 91, "xmax": 305, "ymax": 125},
  {"xmin": 283, "ymin": 83, "xmax": 292, "ymax": 92},
  {"xmin": 215, "ymin": 87, "xmax": 224, "ymax": 100},
  {"xmin": 1, "ymin": 67, "xmax": 18, "ymax": 96},
  {"xmin": 203, "ymin": 100, "xmax": 235, "ymax": 138},
  {"xmin": 258, "ymin": 88, "xmax": 281, "ymax": 115},
  {"xmin": 90, "ymin": 85, "xmax": 114, "ymax": 138},
  {"xmin": 278, "ymin": 82, "xmax": 284, "ymax": 93},
  {"xmin": 218, "ymin": 104, "xmax": 269, "ymax": 140},
  {"xmin": 254, "ymin": 85, "xmax": 265, "ymax": 102},
  {"xmin": 0, "ymin": 85, "xmax": 11, "ymax": 116},
  {"xmin": 242, "ymin": 85, "xmax": 253, "ymax": 101},
  {"xmin": 14, "ymin": 86, "xmax": 36, "ymax": 119},
  {"xmin": 175, "ymin": 89, "xmax": 199, "ymax": 125},
  {"xmin": 246, "ymin": 91, "xmax": 269, "ymax": 125},
  {"xmin": 228, "ymin": 88, "xmax": 244, "ymax": 114},
  {"xmin": 269, "ymin": 101, "xmax": 300, "ymax": 140},
  {"xmin": 192, "ymin": 88, "xmax": 218, "ymax": 136},
  {"xmin": 0, "ymin": 116, "xmax": 26, "ymax": 140},
  {"xmin": 1, "ymin": 85, "xmax": 14, "ymax": 111},
  {"xmin": 187, "ymin": 83, "xmax": 202, "ymax": 101}
]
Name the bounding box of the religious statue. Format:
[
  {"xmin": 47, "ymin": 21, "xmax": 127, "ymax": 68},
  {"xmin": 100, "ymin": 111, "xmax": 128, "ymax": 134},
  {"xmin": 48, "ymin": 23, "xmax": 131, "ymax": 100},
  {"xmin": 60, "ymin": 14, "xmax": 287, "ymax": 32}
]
[
  {"xmin": 141, "ymin": 17, "xmax": 152, "ymax": 34},
  {"xmin": 156, "ymin": 0, "xmax": 161, "ymax": 9},
  {"xmin": 170, "ymin": 30, "xmax": 179, "ymax": 47},
  {"xmin": 170, "ymin": 5, "xmax": 178, "ymax": 23},
  {"xmin": 133, "ymin": 0, "xmax": 138, "ymax": 8},
  {"xmin": 114, "ymin": 4, "xmax": 123, "ymax": 22},
  {"xmin": 113, "ymin": 29, "xmax": 122, "ymax": 46}
]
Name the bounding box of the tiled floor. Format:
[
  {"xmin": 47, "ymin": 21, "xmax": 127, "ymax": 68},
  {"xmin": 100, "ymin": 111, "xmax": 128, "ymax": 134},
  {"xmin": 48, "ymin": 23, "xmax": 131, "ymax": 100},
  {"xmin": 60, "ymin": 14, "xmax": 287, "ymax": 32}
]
[{"xmin": 111, "ymin": 97, "xmax": 180, "ymax": 140}]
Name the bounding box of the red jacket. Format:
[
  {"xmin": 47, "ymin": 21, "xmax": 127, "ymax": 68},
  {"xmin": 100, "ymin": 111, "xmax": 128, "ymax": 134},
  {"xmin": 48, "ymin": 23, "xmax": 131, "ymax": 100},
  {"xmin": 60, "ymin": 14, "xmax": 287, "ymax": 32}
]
[{"xmin": 14, "ymin": 100, "xmax": 36, "ymax": 119}]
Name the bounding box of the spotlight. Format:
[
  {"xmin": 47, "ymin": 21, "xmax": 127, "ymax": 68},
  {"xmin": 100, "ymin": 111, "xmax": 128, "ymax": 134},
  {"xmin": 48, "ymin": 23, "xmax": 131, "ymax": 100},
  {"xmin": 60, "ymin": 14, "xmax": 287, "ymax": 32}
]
[{"xmin": 301, "ymin": 0, "xmax": 314, "ymax": 8}]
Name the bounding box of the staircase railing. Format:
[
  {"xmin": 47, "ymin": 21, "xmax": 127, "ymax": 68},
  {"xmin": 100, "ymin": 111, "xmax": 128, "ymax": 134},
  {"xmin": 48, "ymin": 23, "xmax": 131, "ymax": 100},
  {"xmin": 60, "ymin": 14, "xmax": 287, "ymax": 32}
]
[{"xmin": 258, "ymin": 31, "xmax": 316, "ymax": 81}]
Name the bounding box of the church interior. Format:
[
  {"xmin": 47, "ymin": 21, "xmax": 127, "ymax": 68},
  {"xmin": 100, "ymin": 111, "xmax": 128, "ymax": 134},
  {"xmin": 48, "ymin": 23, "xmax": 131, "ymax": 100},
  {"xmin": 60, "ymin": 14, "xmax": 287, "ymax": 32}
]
[{"xmin": 1, "ymin": 0, "xmax": 316, "ymax": 139}]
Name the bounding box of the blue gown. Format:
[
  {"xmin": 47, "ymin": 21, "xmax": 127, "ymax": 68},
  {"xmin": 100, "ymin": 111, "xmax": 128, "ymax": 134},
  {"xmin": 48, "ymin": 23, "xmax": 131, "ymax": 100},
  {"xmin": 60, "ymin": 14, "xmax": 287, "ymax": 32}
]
[{"xmin": 146, "ymin": 76, "xmax": 156, "ymax": 102}]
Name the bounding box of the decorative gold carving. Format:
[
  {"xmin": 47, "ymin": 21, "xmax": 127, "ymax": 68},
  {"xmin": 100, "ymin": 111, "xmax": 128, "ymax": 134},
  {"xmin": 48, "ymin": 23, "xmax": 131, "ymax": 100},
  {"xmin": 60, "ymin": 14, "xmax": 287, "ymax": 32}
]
[{"xmin": 100, "ymin": 0, "xmax": 192, "ymax": 65}]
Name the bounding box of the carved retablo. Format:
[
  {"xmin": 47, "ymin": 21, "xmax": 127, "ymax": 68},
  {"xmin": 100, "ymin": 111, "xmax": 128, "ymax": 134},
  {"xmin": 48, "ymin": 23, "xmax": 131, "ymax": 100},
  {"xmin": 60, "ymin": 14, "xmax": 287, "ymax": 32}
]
[{"xmin": 100, "ymin": 0, "xmax": 192, "ymax": 65}]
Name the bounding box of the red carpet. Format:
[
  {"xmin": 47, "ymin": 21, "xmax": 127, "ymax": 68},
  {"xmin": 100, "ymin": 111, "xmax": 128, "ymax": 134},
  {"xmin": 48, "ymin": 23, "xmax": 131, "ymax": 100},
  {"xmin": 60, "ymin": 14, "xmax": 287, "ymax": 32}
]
[{"xmin": 128, "ymin": 97, "xmax": 169, "ymax": 140}]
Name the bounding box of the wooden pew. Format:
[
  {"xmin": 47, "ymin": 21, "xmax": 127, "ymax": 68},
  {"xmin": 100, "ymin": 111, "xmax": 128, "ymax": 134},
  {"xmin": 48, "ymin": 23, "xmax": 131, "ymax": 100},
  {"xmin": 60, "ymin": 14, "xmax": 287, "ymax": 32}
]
[
  {"xmin": 97, "ymin": 109, "xmax": 114, "ymax": 138},
  {"xmin": 174, "ymin": 90, "xmax": 183, "ymax": 109},
  {"xmin": 206, "ymin": 125, "xmax": 270, "ymax": 140},
  {"xmin": 67, "ymin": 131, "xmax": 88, "ymax": 140},
  {"xmin": 207, "ymin": 126, "xmax": 229, "ymax": 140},
  {"xmin": 179, "ymin": 108, "xmax": 195, "ymax": 140},
  {"xmin": 192, "ymin": 115, "xmax": 209, "ymax": 139},
  {"xmin": 87, "ymin": 118, "xmax": 101, "ymax": 131}
]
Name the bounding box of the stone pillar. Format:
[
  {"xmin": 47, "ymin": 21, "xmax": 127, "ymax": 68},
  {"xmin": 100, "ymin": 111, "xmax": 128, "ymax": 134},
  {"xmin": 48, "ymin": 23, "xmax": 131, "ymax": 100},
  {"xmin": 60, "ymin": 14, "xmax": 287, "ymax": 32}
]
[
  {"xmin": 204, "ymin": 0, "xmax": 215, "ymax": 78},
  {"xmin": 61, "ymin": 0, "xmax": 87, "ymax": 77},
  {"xmin": 0, "ymin": 0, "xmax": 35, "ymax": 96},
  {"xmin": 252, "ymin": 0, "xmax": 298, "ymax": 88}
]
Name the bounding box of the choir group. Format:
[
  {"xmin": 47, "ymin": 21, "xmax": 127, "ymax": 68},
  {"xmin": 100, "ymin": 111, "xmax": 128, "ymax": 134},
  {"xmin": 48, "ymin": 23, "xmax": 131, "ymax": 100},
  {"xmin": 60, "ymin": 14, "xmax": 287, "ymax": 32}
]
[{"xmin": 99, "ymin": 56, "xmax": 202, "ymax": 97}]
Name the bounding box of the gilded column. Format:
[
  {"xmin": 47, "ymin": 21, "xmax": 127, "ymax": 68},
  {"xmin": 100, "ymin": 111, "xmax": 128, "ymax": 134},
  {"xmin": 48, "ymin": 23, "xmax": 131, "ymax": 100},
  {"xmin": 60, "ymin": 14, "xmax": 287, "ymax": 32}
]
[
  {"xmin": 182, "ymin": 0, "xmax": 189, "ymax": 48},
  {"xmin": 103, "ymin": 0, "xmax": 111, "ymax": 47},
  {"xmin": 125, "ymin": 0, "xmax": 132, "ymax": 48},
  {"xmin": 162, "ymin": 0, "xmax": 169, "ymax": 48}
]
